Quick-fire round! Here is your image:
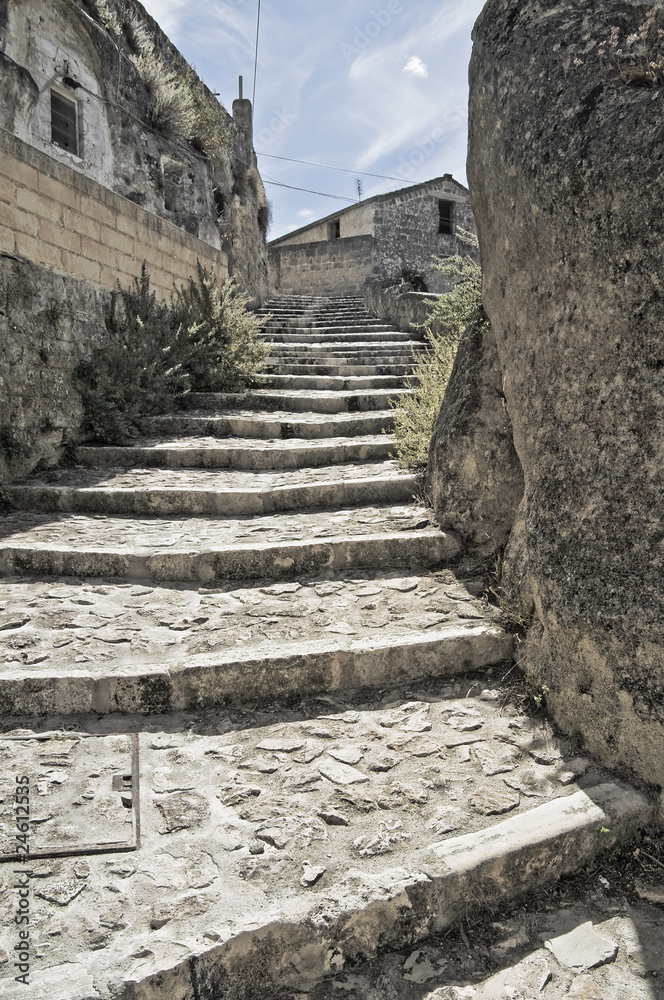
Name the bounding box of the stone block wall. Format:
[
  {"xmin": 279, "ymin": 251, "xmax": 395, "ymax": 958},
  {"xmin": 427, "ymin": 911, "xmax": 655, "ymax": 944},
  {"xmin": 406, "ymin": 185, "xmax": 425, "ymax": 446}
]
[
  {"xmin": 268, "ymin": 235, "xmax": 375, "ymax": 297},
  {"xmin": 373, "ymin": 182, "xmax": 476, "ymax": 293},
  {"xmin": 364, "ymin": 277, "xmax": 439, "ymax": 333},
  {"xmin": 0, "ymin": 128, "xmax": 228, "ymax": 301}
]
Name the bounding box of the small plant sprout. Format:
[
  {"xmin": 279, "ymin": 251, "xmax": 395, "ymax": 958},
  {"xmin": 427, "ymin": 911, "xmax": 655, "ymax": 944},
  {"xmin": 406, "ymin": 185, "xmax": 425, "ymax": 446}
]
[{"xmin": 600, "ymin": 5, "xmax": 664, "ymax": 86}]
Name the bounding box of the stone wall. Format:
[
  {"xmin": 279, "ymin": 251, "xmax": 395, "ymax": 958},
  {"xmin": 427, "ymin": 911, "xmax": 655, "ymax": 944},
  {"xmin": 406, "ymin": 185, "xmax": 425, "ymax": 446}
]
[
  {"xmin": 364, "ymin": 277, "xmax": 439, "ymax": 332},
  {"xmin": 0, "ymin": 256, "xmax": 111, "ymax": 481},
  {"xmin": 0, "ymin": 128, "xmax": 228, "ymax": 301},
  {"xmin": 0, "ymin": 0, "xmax": 269, "ymax": 301},
  {"xmin": 269, "ymin": 235, "xmax": 375, "ymax": 297},
  {"xmin": 373, "ymin": 180, "xmax": 476, "ymax": 293},
  {"xmin": 429, "ymin": 0, "xmax": 664, "ymax": 812}
]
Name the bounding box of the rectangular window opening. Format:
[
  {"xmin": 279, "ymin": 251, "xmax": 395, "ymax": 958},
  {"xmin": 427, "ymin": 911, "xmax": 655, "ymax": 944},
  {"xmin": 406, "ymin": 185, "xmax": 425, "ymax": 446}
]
[
  {"xmin": 438, "ymin": 199, "xmax": 454, "ymax": 235},
  {"xmin": 51, "ymin": 91, "xmax": 79, "ymax": 156},
  {"xmin": 328, "ymin": 219, "xmax": 341, "ymax": 240}
]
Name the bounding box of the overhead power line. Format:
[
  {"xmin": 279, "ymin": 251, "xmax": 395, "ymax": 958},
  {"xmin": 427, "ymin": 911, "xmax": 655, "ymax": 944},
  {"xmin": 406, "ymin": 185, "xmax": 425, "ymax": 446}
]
[
  {"xmin": 256, "ymin": 152, "xmax": 416, "ymax": 185},
  {"xmin": 262, "ymin": 177, "xmax": 356, "ymax": 202},
  {"xmin": 252, "ymin": 0, "xmax": 261, "ymax": 109}
]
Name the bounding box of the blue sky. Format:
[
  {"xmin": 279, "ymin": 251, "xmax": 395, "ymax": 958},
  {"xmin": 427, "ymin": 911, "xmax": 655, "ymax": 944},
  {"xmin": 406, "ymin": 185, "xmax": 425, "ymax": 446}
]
[{"xmin": 140, "ymin": 0, "xmax": 485, "ymax": 239}]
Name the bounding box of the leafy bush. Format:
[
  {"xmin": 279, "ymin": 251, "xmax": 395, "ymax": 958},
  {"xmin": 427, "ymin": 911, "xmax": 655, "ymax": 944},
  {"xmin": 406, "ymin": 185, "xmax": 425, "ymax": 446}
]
[
  {"xmin": 74, "ymin": 266, "xmax": 187, "ymax": 445},
  {"xmin": 172, "ymin": 263, "xmax": 269, "ymax": 393},
  {"xmin": 400, "ymin": 266, "xmax": 428, "ymax": 292},
  {"xmin": 75, "ymin": 264, "xmax": 268, "ymax": 445},
  {"xmin": 393, "ymin": 229, "xmax": 485, "ymax": 468}
]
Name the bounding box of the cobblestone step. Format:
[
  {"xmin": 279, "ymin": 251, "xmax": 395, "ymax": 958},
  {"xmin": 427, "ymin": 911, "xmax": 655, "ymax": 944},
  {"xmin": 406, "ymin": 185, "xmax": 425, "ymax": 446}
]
[
  {"xmin": 259, "ymin": 373, "xmax": 416, "ymax": 391},
  {"xmin": 75, "ymin": 434, "xmax": 395, "ymax": 469},
  {"xmin": 147, "ymin": 409, "xmax": 395, "ymax": 439},
  {"xmin": 8, "ymin": 463, "xmax": 417, "ymax": 517},
  {"xmin": 0, "ymin": 503, "xmax": 459, "ymax": 581},
  {"xmin": 181, "ymin": 387, "xmax": 411, "ymax": 413},
  {"xmin": 266, "ymin": 344, "xmax": 426, "ymax": 360},
  {"xmin": 265, "ymin": 330, "xmax": 423, "ymax": 345},
  {"xmin": 265, "ymin": 362, "xmax": 417, "ymax": 376}
]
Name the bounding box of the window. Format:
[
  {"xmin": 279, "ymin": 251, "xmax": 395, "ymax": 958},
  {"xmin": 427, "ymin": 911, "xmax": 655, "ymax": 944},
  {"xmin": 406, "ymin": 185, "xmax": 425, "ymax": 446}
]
[
  {"xmin": 438, "ymin": 199, "xmax": 454, "ymax": 235},
  {"xmin": 162, "ymin": 158, "xmax": 185, "ymax": 213},
  {"xmin": 328, "ymin": 218, "xmax": 341, "ymax": 240},
  {"xmin": 51, "ymin": 91, "xmax": 79, "ymax": 155}
]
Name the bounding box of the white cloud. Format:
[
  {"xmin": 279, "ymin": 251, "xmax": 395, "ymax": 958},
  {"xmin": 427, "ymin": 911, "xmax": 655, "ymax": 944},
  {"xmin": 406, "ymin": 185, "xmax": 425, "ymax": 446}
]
[
  {"xmin": 403, "ymin": 55, "xmax": 428, "ymax": 78},
  {"xmin": 298, "ymin": 209, "xmax": 316, "ymax": 218}
]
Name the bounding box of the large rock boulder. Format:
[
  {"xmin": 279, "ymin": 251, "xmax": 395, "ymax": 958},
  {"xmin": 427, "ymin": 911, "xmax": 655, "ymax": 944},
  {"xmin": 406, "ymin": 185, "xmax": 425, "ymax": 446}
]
[{"xmin": 437, "ymin": 0, "xmax": 664, "ymax": 806}]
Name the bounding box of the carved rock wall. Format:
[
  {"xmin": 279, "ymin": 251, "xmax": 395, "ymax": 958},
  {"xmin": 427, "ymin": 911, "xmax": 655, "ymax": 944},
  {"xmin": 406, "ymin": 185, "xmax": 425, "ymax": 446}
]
[{"xmin": 433, "ymin": 0, "xmax": 664, "ymax": 804}]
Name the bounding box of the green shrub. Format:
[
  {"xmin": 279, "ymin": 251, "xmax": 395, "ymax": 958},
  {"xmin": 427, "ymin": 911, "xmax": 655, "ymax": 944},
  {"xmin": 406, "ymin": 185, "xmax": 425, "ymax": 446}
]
[
  {"xmin": 74, "ymin": 266, "xmax": 187, "ymax": 445},
  {"xmin": 393, "ymin": 229, "xmax": 485, "ymax": 468},
  {"xmin": 172, "ymin": 262, "xmax": 269, "ymax": 393},
  {"xmin": 74, "ymin": 264, "xmax": 268, "ymax": 445}
]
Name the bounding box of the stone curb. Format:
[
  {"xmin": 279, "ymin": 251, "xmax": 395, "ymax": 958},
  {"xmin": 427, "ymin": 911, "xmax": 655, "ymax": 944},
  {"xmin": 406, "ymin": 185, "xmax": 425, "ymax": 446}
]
[
  {"xmin": 123, "ymin": 783, "xmax": 652, "ymax": 1000},
  {"xmin": 0, "ymin": 623, "xmax": 513, "ymax": 715}
]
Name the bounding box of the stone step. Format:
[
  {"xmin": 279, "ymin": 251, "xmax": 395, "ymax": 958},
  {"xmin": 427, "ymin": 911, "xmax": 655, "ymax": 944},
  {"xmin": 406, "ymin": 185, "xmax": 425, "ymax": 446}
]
[
  {"xmin": 75, "ymin": 434, "xmax": 395, "ymax": 469},
  {"xmin": 0, "ymin": 503, "xmax": 459, "ymax": 582},
  {"xmin": 258, "ymin": 373, "xmax": 416, "ymax": 391},
  {"xmin": 265, "ymin": 330, "xmax": 423, "ymax": 344},
  {"xmin": 265, "ymin": 363, "xmax": 416, "ymax": 377},
  {"xmin": 181, "ymin": 387, "xmax": 411, "ymax": 413},
  {"xmin": 147, "ymin": 409, "xmax": 395, "ymax": 440},
  {"xmin": 263, "ymin": 320, "xmax": 396, "ymax": 332},
  {"xmin": 0, "ymin": 623, "xmax": 511, "ymax": 716},
  {"xmin": 8, "ymin": 463, "xmax": 417, "ymax": 517},
  {"xmin": 4, "ymin": 672, "xmax": 650, "ymax": 997},
  {"xmin": 265, "ymin": 344, "xmax": 426, "ymax": 359}
]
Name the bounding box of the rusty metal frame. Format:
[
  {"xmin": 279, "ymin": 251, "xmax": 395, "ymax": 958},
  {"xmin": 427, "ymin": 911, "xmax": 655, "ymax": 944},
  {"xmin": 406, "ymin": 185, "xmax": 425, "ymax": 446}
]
[{"xmin": 0, "ymin": 732, "xmax": 140, "ymax": 863}]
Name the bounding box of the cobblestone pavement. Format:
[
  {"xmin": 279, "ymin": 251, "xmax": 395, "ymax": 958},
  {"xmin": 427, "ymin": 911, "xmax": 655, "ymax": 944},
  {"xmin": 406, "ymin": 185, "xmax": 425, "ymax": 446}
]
[{"xmin": 0, "ymin": 295, "xmax": 657, "ymax": 1000}]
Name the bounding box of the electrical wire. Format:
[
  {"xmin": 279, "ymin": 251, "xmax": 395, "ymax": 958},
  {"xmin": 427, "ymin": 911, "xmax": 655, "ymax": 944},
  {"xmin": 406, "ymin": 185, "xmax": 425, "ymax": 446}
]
[
  {"xmin": 257, "ymin": 152, "xmax": 416, "ymax": 185},
  {"xmin": 262, "ymin": 177, "xmax": 356, "ymax": 202},
  {"xmin": 252, "ymin": 0, "xmax": 261, "ymax": 110}
]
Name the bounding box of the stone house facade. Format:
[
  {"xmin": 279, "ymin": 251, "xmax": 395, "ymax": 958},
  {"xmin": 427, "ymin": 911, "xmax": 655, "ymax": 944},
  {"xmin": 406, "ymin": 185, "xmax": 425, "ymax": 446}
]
[
  {"xmin": 0, "ymin": 0, "xmax": 269, "ymax": 479},
  {"xmin": 268, "ymin": 175, "xmax": 476, "ymax": 297}
]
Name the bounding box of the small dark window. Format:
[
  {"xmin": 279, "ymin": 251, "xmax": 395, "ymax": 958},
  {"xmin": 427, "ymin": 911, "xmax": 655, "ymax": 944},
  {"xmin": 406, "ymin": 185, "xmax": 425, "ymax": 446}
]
[
  {"xmin": 438, "ymin": 199, "xmax": 454, "ymax": 235},
  {"xmin": 51, "ymin": 91, "xmax": 78, "ymax": 155},
  {"xmin": 328, "ymin": 219, "xmax": 341, "ymax": 240}
]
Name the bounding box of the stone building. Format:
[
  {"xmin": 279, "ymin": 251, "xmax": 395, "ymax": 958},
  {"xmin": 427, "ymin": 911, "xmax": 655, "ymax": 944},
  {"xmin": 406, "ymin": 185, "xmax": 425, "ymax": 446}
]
[
  {"xmin": 268, "ymin": 175, "xmax": 475, "ymax": 297},
  {"xmin": 0, "ymin": 0, "xmax": 269, "ymax": 479}
]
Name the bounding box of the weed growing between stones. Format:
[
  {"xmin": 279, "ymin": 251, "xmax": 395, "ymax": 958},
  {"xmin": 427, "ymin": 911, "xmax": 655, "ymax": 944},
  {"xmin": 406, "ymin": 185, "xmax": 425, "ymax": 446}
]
[
  {"xmin": 599, "ymin": 5, "xmax": 664, "ymax": 86},
  {"xmin": 393, "ymin": 230, "xmax": 485, "ymax": 468},
  {"xmin": 75, "ymin": 263, "xmax": 268, "ymax": 445}
]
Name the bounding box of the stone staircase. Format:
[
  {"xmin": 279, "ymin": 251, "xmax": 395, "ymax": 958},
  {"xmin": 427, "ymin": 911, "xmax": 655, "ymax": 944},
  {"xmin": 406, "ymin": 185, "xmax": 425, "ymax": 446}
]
[{"xmin": 0, "ymin": 294, "xmax": 653, "ymax": 1000}]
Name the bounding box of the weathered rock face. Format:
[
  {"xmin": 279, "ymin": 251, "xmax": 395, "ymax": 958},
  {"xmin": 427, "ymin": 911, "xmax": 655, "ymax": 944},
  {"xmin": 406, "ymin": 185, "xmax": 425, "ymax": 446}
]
[
  {"xmin": 438, "ymin": 0, "xmax": 664, "ymax": 802},
  {"xmin": 426, "ymin": 314, "xmax": 524, "ymax": 564}
]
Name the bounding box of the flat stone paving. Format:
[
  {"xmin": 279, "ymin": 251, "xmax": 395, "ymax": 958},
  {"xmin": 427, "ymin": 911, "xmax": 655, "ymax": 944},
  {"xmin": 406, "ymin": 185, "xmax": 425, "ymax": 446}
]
[
  {"xmin": 0, "ymin": 503, "xmax": 437, "ymax": 550},
  {"xmin": 11, "ymin": 461, "xmax": 412, "ymax": 493},
  {"xmin": 0, "ymin": 669, "xmax": 640, "ymax": 1000},
  {"xmin": 0, "ymin": 569, "xmax": 492, "ymax": 673}
]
